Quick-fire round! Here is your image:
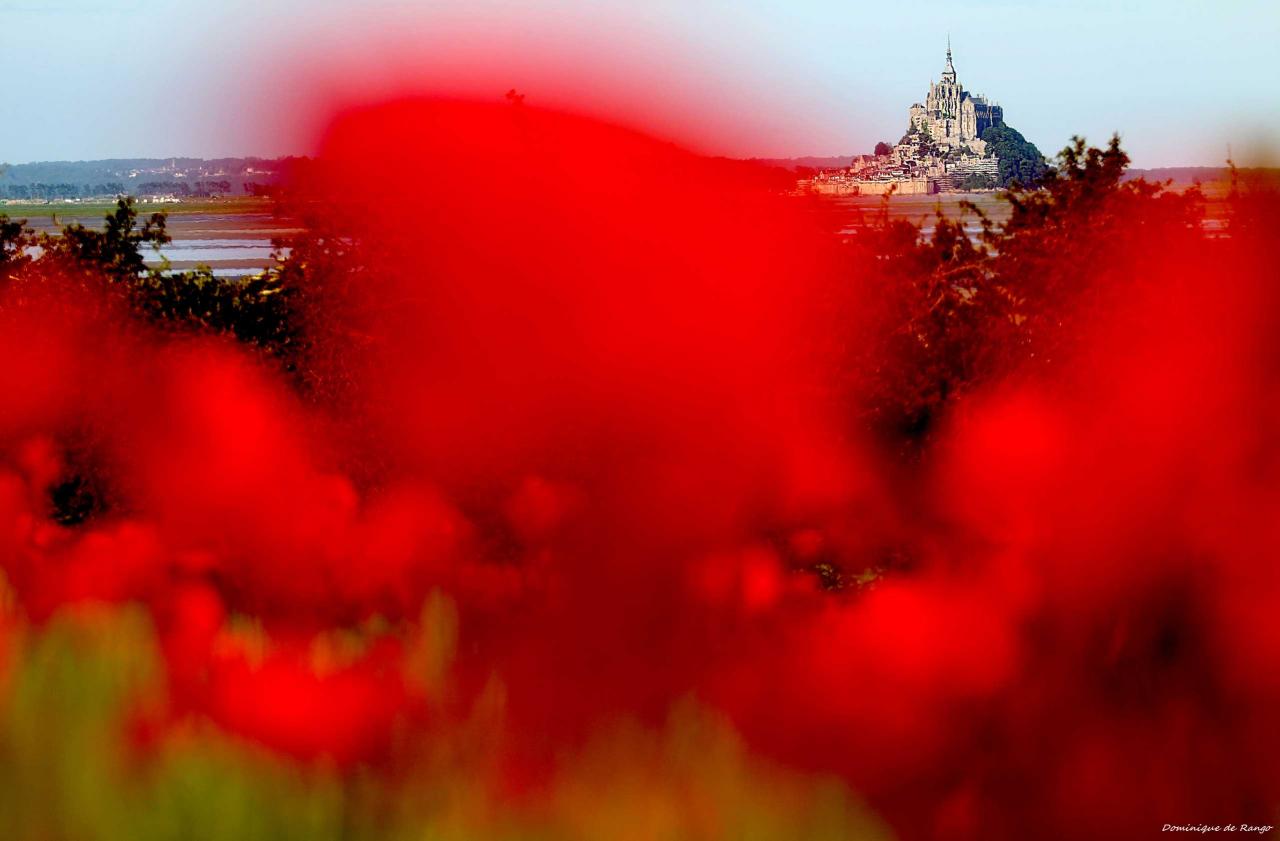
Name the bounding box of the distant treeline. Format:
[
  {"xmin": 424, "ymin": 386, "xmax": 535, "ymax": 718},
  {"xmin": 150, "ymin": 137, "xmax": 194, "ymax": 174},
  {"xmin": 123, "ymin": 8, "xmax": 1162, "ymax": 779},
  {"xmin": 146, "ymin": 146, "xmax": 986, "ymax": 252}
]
[
  {"xmin": 749, "ymin": 156, "xmax": 859, "ymax": 171},
  {"xmin": 0, "ymin": 156, "xmax": 306, "ymax": 199},
  {"xmin": 1, "ymin": 183, "xmax": 126, "ymax": 199},
  {"xmin": 1125, "ymin": 167, "xmax": 1279, "ymax": 185},
  {"xmin": 2, "ymin": 155, "xmax": 1269, "ymax": 202},
  {"xmin": 0, "ymin": 182, "xmax": 278, "ymax": 199}
]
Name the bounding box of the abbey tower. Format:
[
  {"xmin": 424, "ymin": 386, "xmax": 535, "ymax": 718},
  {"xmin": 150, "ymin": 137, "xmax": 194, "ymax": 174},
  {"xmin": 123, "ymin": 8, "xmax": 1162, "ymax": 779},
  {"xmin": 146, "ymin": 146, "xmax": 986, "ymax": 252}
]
[{"xmin": 907, "ymin": 40, "xmax": 1003, "ymax": 152}]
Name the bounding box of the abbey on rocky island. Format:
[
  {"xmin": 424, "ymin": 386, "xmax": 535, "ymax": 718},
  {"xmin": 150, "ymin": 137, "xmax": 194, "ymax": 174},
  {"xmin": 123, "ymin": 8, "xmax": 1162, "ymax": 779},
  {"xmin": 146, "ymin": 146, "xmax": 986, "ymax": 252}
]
[{"xmin": 806, "ymin": 41, "xmax": 1039, "ymax": 195}]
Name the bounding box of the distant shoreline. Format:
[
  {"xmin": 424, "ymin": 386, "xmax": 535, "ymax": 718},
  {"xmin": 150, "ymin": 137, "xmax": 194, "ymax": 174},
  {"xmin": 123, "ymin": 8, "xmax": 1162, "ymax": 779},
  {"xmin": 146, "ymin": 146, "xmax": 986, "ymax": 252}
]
[
  {"xmin": 0, "ymin": 196, "xmax": 274, "ymax": 222},
  {"xmin": 752, "ymin": 158, "xmax": 1274, "ymax": 183}
]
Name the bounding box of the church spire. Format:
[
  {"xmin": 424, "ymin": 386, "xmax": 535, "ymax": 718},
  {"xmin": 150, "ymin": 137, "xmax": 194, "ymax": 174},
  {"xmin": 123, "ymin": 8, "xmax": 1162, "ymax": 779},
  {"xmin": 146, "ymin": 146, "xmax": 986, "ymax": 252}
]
[{"xmin": 942, "ymin": 36, "xmax": 957, "ymax": 81}]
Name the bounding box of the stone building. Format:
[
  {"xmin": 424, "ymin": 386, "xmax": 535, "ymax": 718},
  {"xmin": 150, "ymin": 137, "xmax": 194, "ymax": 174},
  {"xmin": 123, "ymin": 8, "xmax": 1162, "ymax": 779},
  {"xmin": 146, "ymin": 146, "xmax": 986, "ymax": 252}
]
[
  {"xmin": 799, "ymin": 41, "xmax": 1015, "ymax": 196},
  {"xmin": 907, "ymin": 40, "xmax": 1003, "ymax": 152}
]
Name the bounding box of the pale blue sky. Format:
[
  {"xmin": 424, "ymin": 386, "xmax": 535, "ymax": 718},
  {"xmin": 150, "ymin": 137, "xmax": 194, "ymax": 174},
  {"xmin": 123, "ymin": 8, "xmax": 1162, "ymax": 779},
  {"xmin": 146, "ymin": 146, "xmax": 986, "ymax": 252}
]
[{"xmin": 1, "ymin": 0, "xmax": 1276, "ymax": 166}]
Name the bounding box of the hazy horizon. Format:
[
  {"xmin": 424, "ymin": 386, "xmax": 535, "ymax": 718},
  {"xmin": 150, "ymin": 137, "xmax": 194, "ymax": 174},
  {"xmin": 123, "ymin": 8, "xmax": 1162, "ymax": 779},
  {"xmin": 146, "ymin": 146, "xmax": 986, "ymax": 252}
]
[
  {"xmin": 0, "ymin": 155, "xmax": 1263, "ymax": 172},
  {"xmin": 1, "ymin": 0, "xmax": 1276, "ymax": 168}
]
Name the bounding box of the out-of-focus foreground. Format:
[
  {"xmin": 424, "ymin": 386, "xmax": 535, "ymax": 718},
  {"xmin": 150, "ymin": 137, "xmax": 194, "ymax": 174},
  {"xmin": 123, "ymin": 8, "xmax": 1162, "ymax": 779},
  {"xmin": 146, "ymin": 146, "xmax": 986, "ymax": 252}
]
[{"xmin": 1, "ymin": 102, "xmax": 1278, "ymax": 840}]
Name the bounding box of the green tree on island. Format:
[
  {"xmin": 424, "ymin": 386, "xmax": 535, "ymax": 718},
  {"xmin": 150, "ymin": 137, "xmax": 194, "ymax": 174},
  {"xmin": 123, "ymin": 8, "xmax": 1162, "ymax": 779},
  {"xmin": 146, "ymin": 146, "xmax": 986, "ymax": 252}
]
[{"xmin": 981, "ymin": 124, "xmax": 1048, "ymax": 187}]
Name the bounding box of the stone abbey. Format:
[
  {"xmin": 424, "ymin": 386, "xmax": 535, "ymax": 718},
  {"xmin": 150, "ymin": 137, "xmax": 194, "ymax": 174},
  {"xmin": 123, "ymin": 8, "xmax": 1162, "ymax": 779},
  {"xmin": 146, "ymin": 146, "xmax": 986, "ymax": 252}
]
[
  {"xmin": 805, "ymin": 40, "xmax": 1034, "ymax": 196},
  {"xmin": 907, "ymin": 39, "xmax": 1003, "ymax": 154}
]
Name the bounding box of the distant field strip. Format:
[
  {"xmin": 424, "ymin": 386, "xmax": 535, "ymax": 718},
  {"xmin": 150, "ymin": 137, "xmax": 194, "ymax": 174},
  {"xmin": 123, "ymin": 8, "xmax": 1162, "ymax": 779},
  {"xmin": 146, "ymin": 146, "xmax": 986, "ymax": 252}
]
[{"xmin": 3, "ymin": 200, "xmax": 301, "ymax": 276}]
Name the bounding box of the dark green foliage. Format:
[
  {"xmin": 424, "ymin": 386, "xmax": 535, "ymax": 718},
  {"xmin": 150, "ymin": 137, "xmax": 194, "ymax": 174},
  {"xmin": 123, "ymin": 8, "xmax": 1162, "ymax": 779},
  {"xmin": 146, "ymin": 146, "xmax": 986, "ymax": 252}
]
[
  {"xmin": 256, "ymin": 198, "xmax": 371, "ymax": 401},
  {"xmin": 873, "ymin": 141, "xmax": 892, "ymax": 157},
  {"xmin": 980, "ymin": 124, "xmax": 1048, "ymax": 187},
  {"xmin": 133, "ymin": 269, "xmax": 296, "ymax": 361},
  {"xmin": 988, "ymin": 135, "xmax": 1204, "ymax": 352},
  {"xmin": 899, "ymin": 123, "xmax": 933, "ymax": 152},
  {"xmin": 0, "ymin": 214, "xmax": 32, "ymax": 269},
  {"xmin": 6, "ymin": 197, "xmax": 299, "ymax": 363},
  {"xmin": 914, "ymin": 127, "xmax": 933, "ymax": 156},
  {"xmin": 956, "ymin": 172, "xmax": 997, "ymax": 191},
  {"xmin": 847, "ymin": 135, "xmax": 1205, "ymax": 455},
  {"xmin": 37, "ymin": 197, "xmax": 170, "ymax": 283}
]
